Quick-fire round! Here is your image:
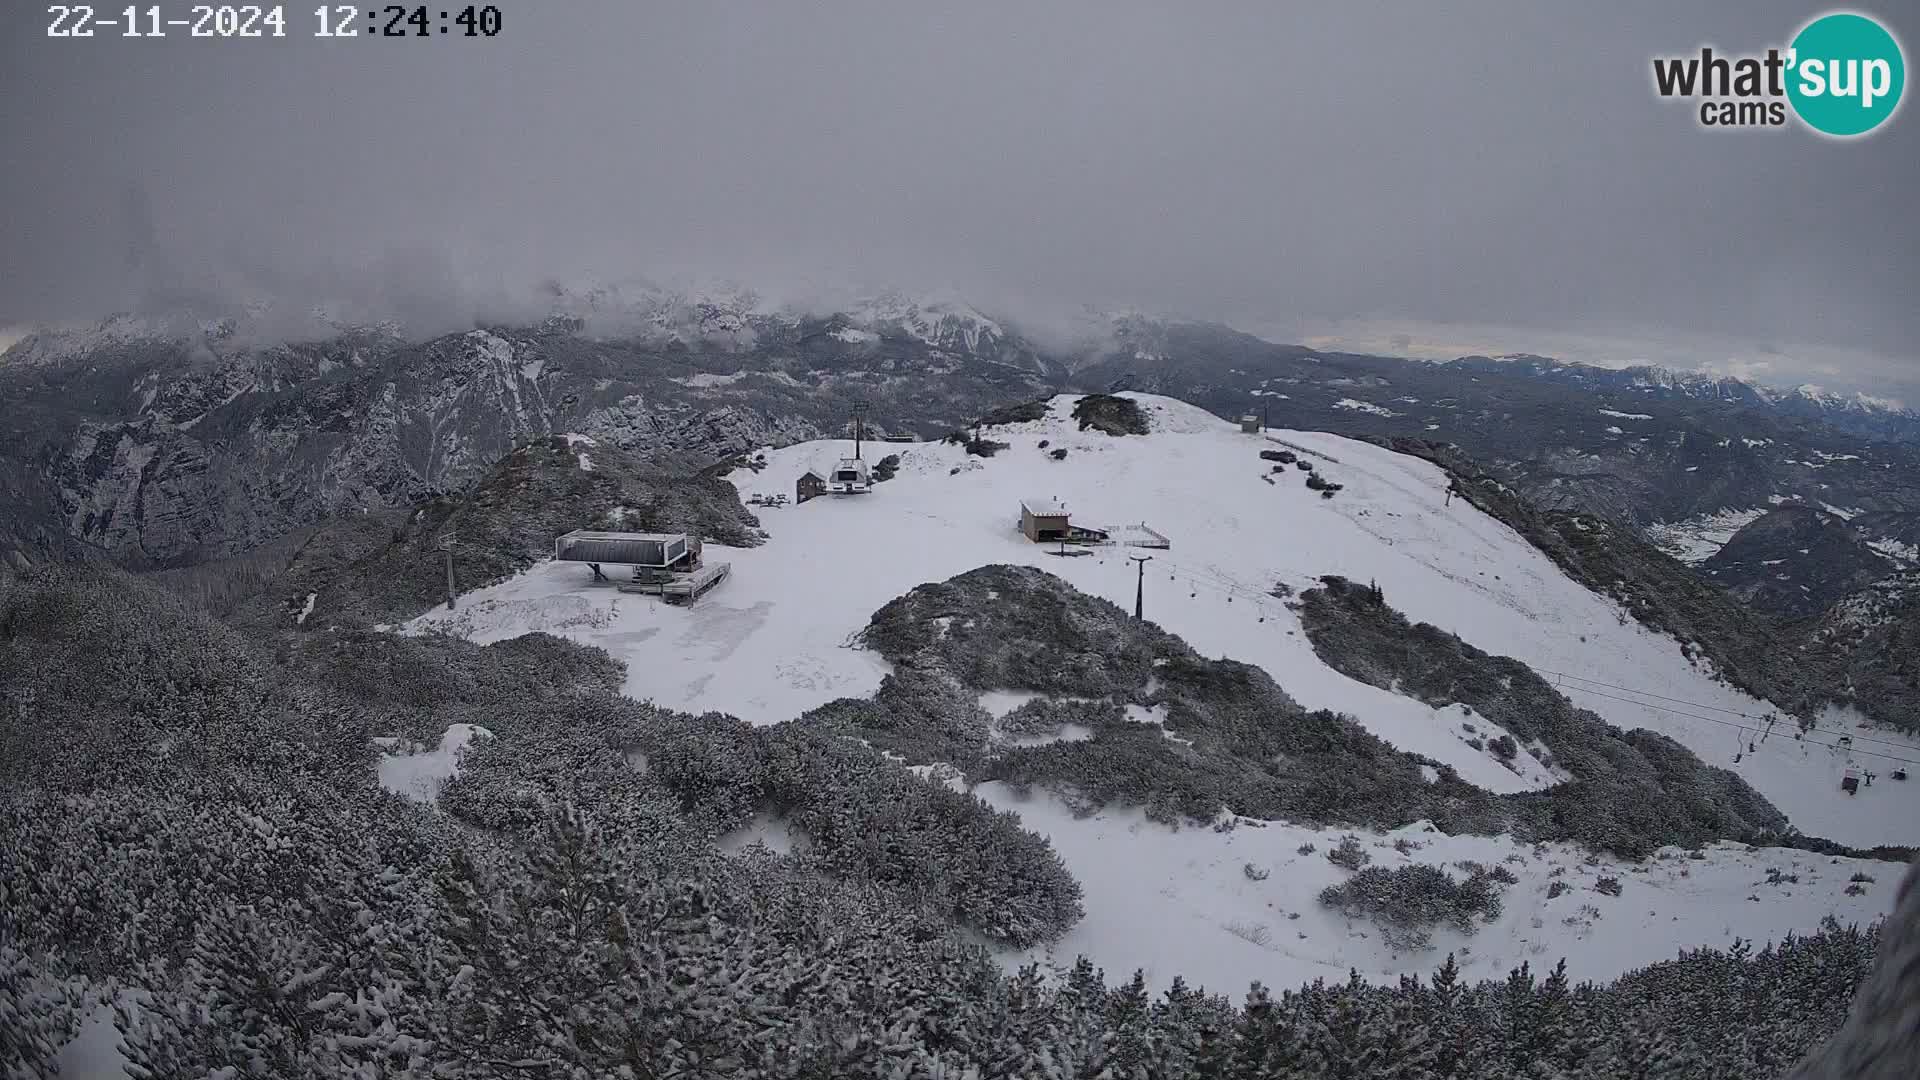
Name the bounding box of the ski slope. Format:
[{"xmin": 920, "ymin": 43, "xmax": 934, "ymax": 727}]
[
  {"xmin": 414, "ymin": 393, "xmax": 1919, "ymax": 846},
  {"xmin": 407, "ymin": 393, "xmax": 1917, "ymax": 992},
  {"xmin": 980, "ymin": 790, "xmax": 1899, "ymax": 999}
]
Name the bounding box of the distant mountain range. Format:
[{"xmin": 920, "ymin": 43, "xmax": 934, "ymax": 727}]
[
  {"xmin": 5, "ymin": 287, "xmax": 1918, "ymax": 607},
  {"xmin": 1434, "ymin": 353, "xmax": 1919, "ymax": 442}
]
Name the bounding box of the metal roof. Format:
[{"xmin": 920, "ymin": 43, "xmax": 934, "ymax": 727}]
[
  {"xmin": 1021, "ymin": 497, "xmax": 1068, "ymax": 517},
  {"xmin": 555, "ymin": 531, "xmax": 687, "ymax": 566},
  {"xmin": 558, "ymin": 530, "xmax": 686, "ymax": 543}
]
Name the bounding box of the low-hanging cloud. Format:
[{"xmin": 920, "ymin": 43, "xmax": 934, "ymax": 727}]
[{"xmin": 0, "ymin": 2, "xmax": 1913, "ymax": 391}]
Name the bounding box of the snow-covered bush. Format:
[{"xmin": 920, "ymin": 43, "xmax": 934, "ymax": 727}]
[
  {"xmin": 758, "ymin": 724, "xmax": 1084, "ymax": 945},
  {"xmin": 1318, "ymin": 864, "xmax": 1507, "ymax": 951},
  {"xmin": 0, "ymin": 937, "xmax": 85, "ymax": 1080},
  {"xmin": 5, "ymin": 556, "xmax": 1913, "ymax": 1080},
  {"xmin": 1328, "ymin": 835, "xmax": 1372, "ymax": 871}
]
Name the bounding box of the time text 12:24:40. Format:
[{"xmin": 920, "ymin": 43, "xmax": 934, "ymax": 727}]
[{"xmin": 47, "ymin": 5, "xmax": 501, "ymax": 37}]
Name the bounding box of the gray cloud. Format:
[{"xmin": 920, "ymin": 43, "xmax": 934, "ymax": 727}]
[{"xmin": 1, "ymin": 2, "xmax": 1914, "ymax": 388}]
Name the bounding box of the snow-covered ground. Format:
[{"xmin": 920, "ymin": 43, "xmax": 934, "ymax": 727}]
[
  {"xmin": 1644, "ymin": 507, "xmax": 1770, "ymax": 564},
  {"xmin": 986, "ymin": 786, "xmax": 1899, "ymax": 999},
  {"xmin": 372, "ymin": 723, "xmax": 493, "ymax": 803},
  {"xmin": 406, "ymin": 393, "xmax": 1918, "ymax": 992}
]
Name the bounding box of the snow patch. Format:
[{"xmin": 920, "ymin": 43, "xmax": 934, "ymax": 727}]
[
  {"xmin": 374, "ymin": 724, "xmax": 493, "ymax": 803},
  {"xmin": 1333, "ymin": 398, "xmax": 1397, "ymax": 417},
  {"xmin": 674, "ymin": 371, "xmax": 751, "ymax": 388},
  {"xmin": 1002, "ymin": 724, "xmax": 1097, "ymax": 747},
  {"xmin": 1866, "ymin": 538, "xmax": 1918, "ymax": 564},
  {"xmin": 1645, "ymin": 508, "xmax": 1768, "ymax": 564},
  {"xmin": 719, "ymin": 813, "xmax": 804, "ymax": 855},
  {"xmin": 986, "ymin": 786, "xmax": 1894, "ymax": 1001}
]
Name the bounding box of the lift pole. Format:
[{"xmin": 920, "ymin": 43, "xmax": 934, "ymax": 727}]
[
  {"xmin": 442, "ymin": 533, "xmax": 458, "ymax": 610},
  {"xmin": 1130, "ymin": 554, "xmax": 1153, "ymax": 621}
]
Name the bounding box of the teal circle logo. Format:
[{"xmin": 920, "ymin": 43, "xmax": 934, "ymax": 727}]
[{"xmin": 1787, "ymin": 12, "xmax": 1905, "ymax": 137}]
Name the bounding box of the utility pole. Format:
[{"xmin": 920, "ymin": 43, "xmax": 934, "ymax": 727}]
[
  {"xmin": 852, "ymin": 400, "xmax": 869, "ymax": 460},
  {"xmin": 442, "ymin": 532, "xmax": 458, "ymax": 610},
  {"xmin": 1130, "ymin": 554, "xmax": 1153, "ymax": 620}
]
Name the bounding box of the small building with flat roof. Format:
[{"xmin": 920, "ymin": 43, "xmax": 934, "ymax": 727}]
[{"xmin": 1020, "ymin": 498, "xmax": 1071, "ymax": 542}]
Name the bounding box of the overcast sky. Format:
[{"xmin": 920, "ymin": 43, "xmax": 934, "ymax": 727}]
[{"xmin": 1, "ymin": 2, "xmax": 1914, "ymax": 392}]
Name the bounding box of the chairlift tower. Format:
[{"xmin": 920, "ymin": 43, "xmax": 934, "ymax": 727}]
[
  {"xmin": 1130, "ymin": 553, "xmax": 1153, "ymax": 620},
  {"xmin": 850, "ymin": 399, "xmax": 869, "ymax": 461},
  {"xmin": 440, "ymin": 532, "xmax": 458, "ymax": 610}
]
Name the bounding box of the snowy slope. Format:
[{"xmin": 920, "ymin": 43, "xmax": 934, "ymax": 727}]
[
  {"xmin": 408, "ymin": 393, "xmax": 1918, "ymax": 993},
  {"xmin": 983, "ymin": 789, "xmax": 1898, "ymax": 999},
  {"xmin": 413, "ymin": 393, "xmax": 1920, "ymax": 846}
]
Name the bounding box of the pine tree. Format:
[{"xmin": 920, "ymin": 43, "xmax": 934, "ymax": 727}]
[
  {"xmin": 1230, "ymin": 982, "xmax": 1291, "ymax": 1080},
  {"xmin": 0, "ymin": 938, "xmax": 84, "ymax": 1080}
]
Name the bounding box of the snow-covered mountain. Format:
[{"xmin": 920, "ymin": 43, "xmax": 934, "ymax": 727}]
[
  {"xmin": 8, "ymin": 291, "xmax": 1920, "ymax": 628},
  {"xmin": 398, "ymin": 393, "xmax": 1917, "ymax": 997},
  {"xmin": 1442, "ymin": 355, "xmax": 1920, "ymax": 438},
  {"xmin": 0, "ymin": 295, "xmax": 1057, "ymax": 568}
]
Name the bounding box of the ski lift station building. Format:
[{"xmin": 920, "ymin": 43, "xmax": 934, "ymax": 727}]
[
  {"xmin": 555, "ymin": 530, "xmax": 692, "ymax": 570},
  {"xmin": 829, "ymin": 457, "xmax": 872, "ymax": 494},
  {"xmin": 553, "ymin": 530, "xmax": 730, "ymax": 604}
]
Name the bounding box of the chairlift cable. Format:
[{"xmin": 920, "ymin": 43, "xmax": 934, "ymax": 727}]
[
  {"xmin": 1541, "ymin": 669, "xmax": 1918, "ymax": 753},
  {"xmin": 1555, "ymin": 683, "xmax": 1920, "ymax": 767}
]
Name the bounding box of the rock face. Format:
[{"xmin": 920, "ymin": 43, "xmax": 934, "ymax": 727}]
[
  {"xmin": 0, "ymin": 302, "xmax": 1057, "ymax": 567},
  {"xmin": 1701, "ymin": 507, "xmax": 1896, "ymax": 619},
  {"xmin": 1797, "ymin": 572, "xmax": 1920, "ymax": 735},
  {"xmin": 155, "ymin": 431, "xmax": 768, "ymax": 629}
]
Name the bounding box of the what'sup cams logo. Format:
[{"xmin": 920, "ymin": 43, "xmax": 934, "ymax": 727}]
[{"xmin": 1652, "ymin": 10, "xmax": 1905, "ymax": 137}]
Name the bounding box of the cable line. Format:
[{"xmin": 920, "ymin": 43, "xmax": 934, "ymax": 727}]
[
  {"xmin": 1553, "ymin": 683, "xmax": 1920, "ymax": 767},
  {"xmin": 1541, "ymin": 669, "xmax": 1920, "ymax": 753}
]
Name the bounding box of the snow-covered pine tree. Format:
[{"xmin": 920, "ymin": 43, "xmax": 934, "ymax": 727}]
[{"xmin": 0, "ymin": 936, "xmax": 84, "ymax": 1080}]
